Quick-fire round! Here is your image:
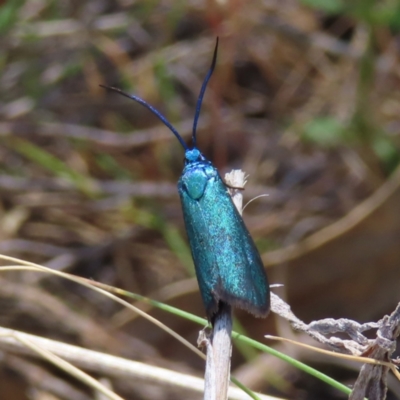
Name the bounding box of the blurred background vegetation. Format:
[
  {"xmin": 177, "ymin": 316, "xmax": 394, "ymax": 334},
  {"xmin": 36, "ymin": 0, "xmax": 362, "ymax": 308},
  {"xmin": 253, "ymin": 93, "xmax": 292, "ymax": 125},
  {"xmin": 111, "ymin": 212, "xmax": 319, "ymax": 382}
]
[{"xmin": 1, "ymin": 0, "xmax": 400, "ymax": 399}]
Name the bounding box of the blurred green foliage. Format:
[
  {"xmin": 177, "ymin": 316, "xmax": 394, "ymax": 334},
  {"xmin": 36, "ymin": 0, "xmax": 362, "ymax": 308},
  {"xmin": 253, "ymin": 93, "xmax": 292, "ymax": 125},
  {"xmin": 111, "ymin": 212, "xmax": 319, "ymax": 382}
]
[
  {"xmin": 95, "ymin": 153, "xmax": 133, "ymax": 180},
  {"xmin": 153, "ymin": 56, "xmax": 179, "ymax": 120},
  {"xmin": 11, "ymin": 138, "xmax": 96, "ymax": 196},
  {"xmin": 299, "ymin": 0, "xmax": 400, "ymax": 171},
  {"xmin": 301, "ymin": 0, "xmax": 400, "ymax": 28},
  {"xmin": 301, "ymin": 0, "xmax": 344, "ymax": 14},
  {"xmin": 302, "ymin": 117, "xmax": 345, "ymax": 147},
  {"xmin": 0, "ymin": 0, "xmax": 25, "ymax": 35}
]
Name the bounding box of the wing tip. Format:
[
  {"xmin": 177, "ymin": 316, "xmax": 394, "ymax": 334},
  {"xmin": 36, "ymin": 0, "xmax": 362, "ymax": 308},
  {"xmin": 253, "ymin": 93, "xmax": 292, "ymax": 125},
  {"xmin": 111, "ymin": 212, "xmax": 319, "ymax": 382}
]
[{"xmin": 206, "ymin": 292, "xmax": 271, "ymax": 322}]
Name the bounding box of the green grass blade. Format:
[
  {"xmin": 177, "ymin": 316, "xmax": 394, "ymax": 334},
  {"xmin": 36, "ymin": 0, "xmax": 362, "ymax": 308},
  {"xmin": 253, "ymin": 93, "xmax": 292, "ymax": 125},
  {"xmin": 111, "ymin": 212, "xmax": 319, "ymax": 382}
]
[
  {"xmin": 10, "ymin": 138, "xmax": 97, "ymax": 196},
  {"xmin": 113, "ymin": 288, "xmax": 354, "ymax": 397}
]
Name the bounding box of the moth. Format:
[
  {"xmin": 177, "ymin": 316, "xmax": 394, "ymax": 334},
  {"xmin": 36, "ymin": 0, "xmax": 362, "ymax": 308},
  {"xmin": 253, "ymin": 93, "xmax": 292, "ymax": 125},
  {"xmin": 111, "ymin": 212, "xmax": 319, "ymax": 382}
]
[{"xmin": 101, "ymin": 39, "xmax": 270, "ymax": 322}]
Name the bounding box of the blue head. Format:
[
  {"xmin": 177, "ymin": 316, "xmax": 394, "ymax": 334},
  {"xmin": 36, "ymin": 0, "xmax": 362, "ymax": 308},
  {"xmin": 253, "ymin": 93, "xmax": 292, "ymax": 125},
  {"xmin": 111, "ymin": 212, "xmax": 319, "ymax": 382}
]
[{"xmin": 100, "ymin": 39, "xmax": 219, "ymax": 163}]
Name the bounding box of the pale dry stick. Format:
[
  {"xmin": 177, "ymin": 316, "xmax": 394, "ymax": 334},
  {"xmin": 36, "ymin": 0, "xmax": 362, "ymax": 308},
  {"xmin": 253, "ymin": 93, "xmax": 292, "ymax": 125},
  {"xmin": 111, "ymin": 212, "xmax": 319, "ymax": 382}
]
[
  {"xmin": 0, "ymin": 326, "xmax": 281, "ymax": 400},
  {"xmin": 0, "ymin": 114, "xmax": 238, "ymax": 150},
  {"xmin": 96, "ymin": 378, "xmax": 114, "ymax": 400},
  {"xmin": 204, "ymin": 302, "xmax": 233, "ymax": 400},
  {"xmin": 0, "ymin": 174, "xmax": 177, "ymax": 198},
  {"xmin": 0, "ymin": 118, "xmax": 198, "ymax": 148},
  {"xmin": 0, "ymin": 328, "xmax": 123, "ymax": 400},
  {"xmin": 0, "ymin": 262, "xmax": 278, "ymax": 399},
  {"xmin": 0, "ymin": 275, "xmax": 153, "ymax": 357},
  {"xmin": 13, "ymin": 13, "xmax": 132, "ymax": 38},
  {"xmin": 7, "ymin": 354, "xmax": 88, "ymax": 400},
  {"xmin": 0, "ymin": 260, "xmax": 204, "ymax": 360},
  {"xmin": 203, "ymin": 170, "xmax": 247, "ymax": 400}
]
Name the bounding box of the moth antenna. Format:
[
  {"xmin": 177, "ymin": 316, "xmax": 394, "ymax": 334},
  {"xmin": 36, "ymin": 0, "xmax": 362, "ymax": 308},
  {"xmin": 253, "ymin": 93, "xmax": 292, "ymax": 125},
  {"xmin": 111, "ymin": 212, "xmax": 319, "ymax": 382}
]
[
  {"xmin": 100, "ymin": 85, "xmax": 188, "ymax": 151},
  {"xmin": 191, "ymin": 38, "xmax": 219, "ymax": 148}
]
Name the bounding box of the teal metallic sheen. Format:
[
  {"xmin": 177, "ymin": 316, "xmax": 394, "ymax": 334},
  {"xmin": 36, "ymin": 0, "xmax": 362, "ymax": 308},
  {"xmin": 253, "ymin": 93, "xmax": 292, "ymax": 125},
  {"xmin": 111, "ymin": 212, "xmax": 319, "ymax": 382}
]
[{"xmin": 178, "ymin": 151, "xmax": 270, "ymax": 320}]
